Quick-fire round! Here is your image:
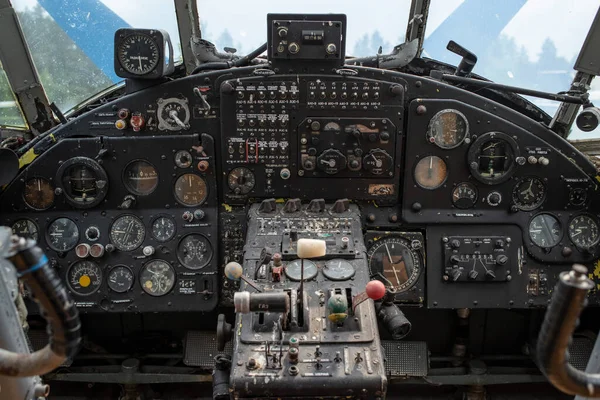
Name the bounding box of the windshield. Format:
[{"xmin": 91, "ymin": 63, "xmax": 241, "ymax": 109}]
[
  {"xmin": 10, "ymin": 0, "xmax": 182, "ymax": 113},
  {"xmin": 3, "ymin": 0, "xmax": 600, "ymax": 140}
]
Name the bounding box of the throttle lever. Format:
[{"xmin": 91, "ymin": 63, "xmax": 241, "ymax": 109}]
[{"xmin": 446, "ymin": 40, "xmax": 477, "ymax": 77}]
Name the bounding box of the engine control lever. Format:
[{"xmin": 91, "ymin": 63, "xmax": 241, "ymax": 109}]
[
  {"xmin": 536, "ymin": 264, "xmax": 600, "ymax": 397},
  {"xmin": 296, "ymin": 239, "xmax": 327, "ymax": 301},
  {"xmin": 224, "ymin": 262, "xmax": 262, "ymax": 292},
  {"xmin": 376, "ymin": 289, "xmax": 412, "ymax": 340},
  {"xmin": 446, "ymin": 40, "xmax": 477, "ymax": 76}
]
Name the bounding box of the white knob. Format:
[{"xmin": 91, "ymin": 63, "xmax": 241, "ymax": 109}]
[
  {"xmin": 297, "ymin": 238, "xmax": 327, "ymax": 258},
  {"xmin": 538, "ymin": 156, "xmax": 550, "ymax": 166},
  {"xmin": 142, "ymin": 246, "xmax": 155, "ymax": 256}
]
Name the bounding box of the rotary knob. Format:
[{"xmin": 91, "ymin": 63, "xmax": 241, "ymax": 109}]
[
  {"xmin": 316, "ymin": 149, "xmax": 347, "ymax": 175},
  {"xmin": 362, "ymin": 149, "xmax": 393, "ymax": 175}
]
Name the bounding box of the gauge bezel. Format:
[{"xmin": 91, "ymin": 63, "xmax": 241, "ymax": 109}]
[
  {"xmin": 568, "ymin": 187, "xmax": 589, "ymax": 208},
  {"xmin": 66, "ymin": 260, "xmax": 102, "ymax": 296},
  {"xmin": 46, "ymin": 217, "xmax": 80, "ymax": 252},
  {"xmin": 426, "ymin": 109, "xmax": 470, "ymax": 149},
  {"xmin": 284, "ymin": 259, "xmax": 318, "ymax": 281},
  {"xmin": 568, "ymin": 213, "xmax": 600, "ymax": 249},
  {"xmin": 366, "ymin": 236, "xmax": 422, "ymax": 293},
  {"xmin": 140, "ymin": 259, "xmax": 176, "ymax": 297},
  {"xmin": 11, "ymin": 218, "xmax": 39, "ymax": 241},
  {"xmin": 56, "ymin": 157, "xmax": 108, "ymax": 209},
  {"xmin": 176, "ymin": 233, "xmax": 213, "ymax": 270},
  {"xmin": 109, "ymin": 214, "xmax": 146, "ymax": 251},
  {"xmin": 322, "ymin": 259, "xmax": 356, "ymax": 281},
  {"xmin": 511, "ymin": 176, "xmax": 546, "ymax": 211},
  {"xmin": 528, "ymin": 213, "xmax": 563, "ymax": 249},
  {"xmin": 174, "ymin": 150, "xmax": 193, "ymax": 169},
  {"xmin": 107, "ymin": 265, "xmax": 135, "ymax": 294},
  {"xmin": 150, "ymin": 215, "xmax": 177, "ymax": 242},
  {"xmin": 22, "ymin": 177, "xmax": 55, "ymax": 211},
  {"xmin": 122, "ymin": 159, "xmax": 159, "ymax": 196},
  {"xmin": 413, "ymin": 154, "xmax": 448, "ymax": 190},
  {"xmin": 467, "ymin": 132, "xmax": 519, "ymax": 185},
  {"xmin": 173, "ymin": 173, "xmax": 208, "ymax": 207}
]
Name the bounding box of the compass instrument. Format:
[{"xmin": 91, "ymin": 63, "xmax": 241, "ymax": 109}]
[{"xmin": 367, "ymin": 237, "xmax": 421, "ymax": 292}]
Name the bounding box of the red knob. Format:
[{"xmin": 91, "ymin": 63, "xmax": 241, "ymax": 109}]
[{"xmin": 365, "ymin": 280, "xmax": 386, "ymax": 300}]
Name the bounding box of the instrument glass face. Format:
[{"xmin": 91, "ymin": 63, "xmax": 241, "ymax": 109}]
[
  {"xmin": 47, "ymin": 217, "xmax": 79, "ymax": 252},
  {"xmin": 174, "ymin": 174, "xmax": 208, "ymax": 206},
  {"xmin": 427, "ymin": 109, "xmax": 469, "ymax": 149},
  {"xmin": 151, "ymin": 216, "xmax": 176, "ymax": 242},
  {"xmin": 11, "ymin": 218, "xmax": 39, "ymax": 241},
  {"xmin": 568, "ymin": 215, "xmax": 600, "ymax": 249},
  {"xmin": 512, "ymin": 177, "xmax": 546, "ymax": 211},
  {"xmin": 123, "ymin": 160, "xmax": 159, "ymax": 195},
  {"xmin": 285, "ymin": 260, "xmax": 318, "ymax": 281},
  {"xmin": 367, "ymin": 237, "xmax": 421, "ymax": 292},
  {"xmin": 177, "ymin": 234, "xmax": 213, "ymax": 270},
  {"xmin": 67, "ymin": 261, "xmax": 102, "ymax": 295},
  {"xmin": 451, "ymin": 182, "xmax": 478, "ymax": 209},
  {"xmin": 528, "ymin": 214, "xmax": 562, "ymax": 248},
  {"xmin": 140, "ymin": 260, "xmax": 175, "ymax": 296},
  {"xmin": 414, "ymin": 155, "xmax": 448, "ymax": 189},
  {"xmin": 23, "ymin": 178, "xmax": 54, "ymax": 210},
  {"xmin": 117, "ymin": 33, "xmax": 160, "ymax": 75},
  {"xmin": 107, "ymin": 265, "xmax": 134, "ymax": 293},
  {"xmin": 109, "ymin": 215, "xmax": 146, "ymax": 251}
]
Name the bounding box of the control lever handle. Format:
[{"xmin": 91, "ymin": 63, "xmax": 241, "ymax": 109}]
[
  {"xmin": 446, "ymin": 40, "xmax": 477, "ymax": 77},
  {"xmin": 352, "ymin": 280, "xmax": 386, "ymax": 313},
  {"xmin": 536, "ymin": 264, "xmax": 600, "ymax": 397},
  {"xmin": 224, "ymin": 262, "xmax": 262, "ymax": 292}
]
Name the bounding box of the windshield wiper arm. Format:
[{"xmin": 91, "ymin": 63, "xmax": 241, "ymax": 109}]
[{"xmin": 431, "ymin": 71, "xmax": 588, "ymax": 105}]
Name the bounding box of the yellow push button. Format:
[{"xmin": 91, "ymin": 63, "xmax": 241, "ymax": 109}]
[{"xmin": 79, "ymin": 275, "xmax": 91, "ymax": 287}]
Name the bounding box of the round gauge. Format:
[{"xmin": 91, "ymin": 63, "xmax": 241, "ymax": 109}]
[
  {"xmin": 109, "ymin": 215, "xmax": 145, "ymax": 251},
  {"xmin": 117, "ymin": 33, "xmax": 160, "ymax": 75},
  {"xmin": 140, "ymin": 260, "xmax": 175, "ymax": 297},
  {"xmin": 66, "ymin": 261, "xmax": 102, "ymax": 296},
  {"xmin": 323, "ymin": 122, "xmax": 341, "ymax": 131},
  {"xmin": 363, "ymin": 149, "xmax": 393, "ymax": 175},
  {"xmin": 317, "ymin": 148, "xmax": 347, "ymax": 175},
  {"xmin": 427, "ymin": 109, "xmax": 469, "ymax": 149},
  {"xmin": 285, "ymin": 260, "xmax": 318, "ymax": 281},
  {"xmin": 323, "ymin": 259, "xmax": 356, "ymax": 281},
  {"xmin": 177, "ymin": 234, "xmax": 213, "ymax": 270},
  {"xmin": 23, "ymin": 177, "xmax": 54, "ymax": 210},
  {"xmin": 174, "ymin": 150, "xmax": 193, "ymax": 169},
  {"xmin": 174, "ymin": 173, "xmax": 208, "ymax": 206},
  {"xmin": 107, "ymin": 265, "xmax": 134, "ymax": 293},
  {"xmin": 529, "ymin": 214, "xmax": 562, "ymax": 248},
  {"xmin": 123, "ymin": 160, "xmax": 159, "ymax": 196},
  {"xmin": 367, "ymin": 237, "xmax": 421, "ymax": 292},
  {"xmin": 46, "ymin": 218, "xmax": 79, "ymax": 252},
  {"xmin": 568, "ymin": 215, "xmax": 600, "ymax": 249},
  {"xmin": 157, "ymin": 98, "xmax": 190, "ymax": 131},
  {"xmin": 414, "ymin": 155, "xmax": 448, "ymax": 189},
  {"xmin": 569, "ymin": 188, "xmax": 588, "ymax": 207},
  {"xmin": 151, "ymin": 216, "xmax": 176, "ymax": 242},
  {"xmin": 227, "ymin": 167, "xmax": 256, "ymax": 195},
  {"xmin": 512, "ymin": 177, "xmax": 546, "ymax": 211},
  {"xmin": 452, "ymin": 182, "xmax": 478, "ymax": 209},
  {"xmin": 11, "ymin": 219, "xmax": 39, "ymax": 241},
  {"xmin": 468, "ymin": 133, "xmax": 517, "ymax": 185},
  {"xmin": 57, "ymin": 158, "xmax": 108, "ymax": 208}
]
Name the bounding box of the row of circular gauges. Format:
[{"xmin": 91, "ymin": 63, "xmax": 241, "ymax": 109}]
[
  {"xmin": 65, "ymin": 260, "xmax": 178, "ymax": 297},
  {"xmin": 423, "ymin": 114, "xmax": 535, "ymax": 186},
  {"xmin": 444, "ymin": 178, "xmax": 587, "ymax": 210},
  {"xmin": 20, "ymin": 152, "xmax": 206, "ymax": 210},
  {"xmin": 527, "ymin": 213, "xmax": 599, "ymax": 251},
  {"xmin": 11, "ymin": 216, "xmax": 213, "ymax": 265}
]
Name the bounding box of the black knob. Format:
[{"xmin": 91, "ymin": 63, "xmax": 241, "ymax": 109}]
[
  {"xmin": 468, "ymin": 270, "xmax": 479, "ymax": 280},
  {"xmin": 221, "ymin": 82, "xmax": 234, "ymax": 94},
  {"xmin": 451, "ymin": 269, "xmax": 462, "ymax": 281},
  {"xmin": 105, "ymin": 244, "xmax": 115, "ymax": 253},
  {"xmin": 485, "ymin": 270, "xmax": 496, "ymax": 280},
  {"xmin": 304, "ymin": 160, "xmax": 314, "ymax": 169},
  {"xmin": 412, "ymin": 202, "xmax": 422, "ymax": 212},
  {"xmin": 496, "ymin": 254, "xmax": 509, "ymax": 265},
  {"xmin": 450, "ymin": 255, "xmax": 461, "ymax": 264},
  {"xmin": 283, "ymin": 198, "xmax": 302, "ymax": 213},
  {"xmin": 350, "ymin": 159, "xmax": 360, "ymax": 169},
  {"xmin": 368, "ymin": 133, "xmax": 378, "ymax": 142},
  {"xmin": 495, "ymin": 239, "xmax": 505, "ymax": 248},
  {"xmin": 389, "ymin": 84, "xmax": 404, "ymax": 96},
  {"xmin": 380, "ymin": 131, "xmax": 390, "ymax": 141},
  {"xmin": 311, "ymin": 136, "xmax": 320, "ymax": 145},
  {"xmin": 258, "ymin": 198, "xmax": 277, "ymax": 213},
  {"xmin": 451, "ymin": 239, "xmax": 461, "ymax": 249},
  {"xmin": 331, "ymin": 198, "xmax": 350, "ymax": 213},
  {"xmin": 308, "ymin": 148, "xmax": 317, "ymax": 156},
  {"xmin": 308, "ymin": 198, "xmax": 326, "ymax": 213},
  {"xmin": 310, "ymin": 121, "xmax": 321, "ymax": 131}
]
